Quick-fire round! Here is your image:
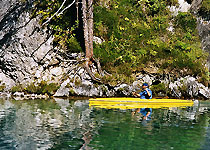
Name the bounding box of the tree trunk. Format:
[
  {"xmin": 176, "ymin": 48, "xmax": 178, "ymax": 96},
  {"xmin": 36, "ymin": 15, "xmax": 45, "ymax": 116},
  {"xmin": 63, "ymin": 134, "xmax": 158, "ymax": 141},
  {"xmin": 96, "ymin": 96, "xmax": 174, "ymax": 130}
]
[
  {"xmin": 82, "ymin": 0, "xmax": 105, "ymax": 82},
  {"xmin": 87, "ymin": 0, "xmax": 93, "ymax": 59},
  {"xmin": 82, "ymin": 0, "xmax": 93, "ymax": 60}
]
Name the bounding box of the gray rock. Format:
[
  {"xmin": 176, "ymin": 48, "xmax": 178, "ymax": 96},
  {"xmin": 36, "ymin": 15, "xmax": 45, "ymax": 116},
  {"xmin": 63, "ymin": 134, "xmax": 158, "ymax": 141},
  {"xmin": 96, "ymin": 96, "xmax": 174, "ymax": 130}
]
[
  {"xmin": 13, "ymin": 92, "xmax": 24, "ymax": 97},
  {"xmin": 93, "ymin": 36, "xmax": 103, "ymax": 44},
  {"xmin": 169, "ymin": 81, "xmax": 182, "ymax": 98},
  {"xmin": 198, "ymin": 83, "xmax": 210, "ymax": 99},
  {"xmin": 50, "ymin": 67, "xmax": 63, "ymax": 77},
  {"xmin": 0, "ymin": 0, "xmax": 55, "ymax": 86},
  {"xmin": 0, "ymin": 72, "xmax": 15, "ymax": 90},
  {"xmin": 197, "ymin": 19, "xmax": 210, "ymax": 69},
  {"xmin": 168, "ymin": 76, "xmax": 210, "ymax": 99},
  {"xmin": 142, "ymin": 75, "xmax": 153, "ymax": 85},
  {"xmin": 54, "ymin": 79, "xmax": 71, "ymax": 97},
  {"xmin": 168, "ymin": 0, "xmax": 191, "ymax": 16},
  {"xmin": 114, "ymin": 84, "xmax": 133, "ymax": 96}
]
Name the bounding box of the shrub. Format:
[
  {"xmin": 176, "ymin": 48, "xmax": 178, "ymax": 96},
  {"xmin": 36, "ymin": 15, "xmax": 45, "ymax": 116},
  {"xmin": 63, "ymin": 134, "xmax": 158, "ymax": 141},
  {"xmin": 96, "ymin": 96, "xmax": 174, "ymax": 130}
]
[
  {"xmin": 0, "ymin": 83, "xmax": 6, "ymax": 92},
  {"xmin": 199, "ymin": 0, "xmax": 210, "ymax": 20},
  {"xmin": 11, "ymin": 81, "xmax": 60, "ymax": 96},
  {"xmin": 36, "ymin": 81, "xmax": 60, "ymax": 96},
  {"xmin": 151, "ymin": 83, "xmax": 167, "ymax": 96},
  {"xmin": 11, "ymin": 84, "xmax": 24, "ymax": 93},
  {"xmin": 25, "ymin": 82, "xmax": 39, "ymax": 94},
  {"xmin": 33, "ymin": 0, "xmax": 208, "ymax": 85},
  {"xmin": 175, "ymin": 12, "xmax": 197, "ymax": 32}
]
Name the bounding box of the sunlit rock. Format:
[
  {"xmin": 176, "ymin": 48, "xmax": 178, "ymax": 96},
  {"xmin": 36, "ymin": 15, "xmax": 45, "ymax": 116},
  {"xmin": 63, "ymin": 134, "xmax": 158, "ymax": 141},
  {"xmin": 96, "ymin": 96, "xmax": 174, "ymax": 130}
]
[
  {"xmin": 169, "ymin": 0, "xmax": 191, "ymax": 16},
  {"xmin": 54, "ymin": 79, "xmax": 71, "ymax": 97},
  {"xmin": 199, "ymin": 85, "xmax": 210, "ymax": 99},
  {"xmin": 114, "ymin": 84, "xmax": 133, "ymax": 96},
  {"xmin": 50, "ymin": 67, "xmax": 63, "ymax": 77},
  {"xmin": 13, "ymin": 92, "xmax": 24, "ymax": 97},
  {"xmin": 73, "ymin": 81, "xmax": 102, "ymax": 97},
  {"xmin": 142, "ymin": 75, "xmax": 153, "ymax": 86},
  {"xmin": 0, "ymin": 72, "xmax": 15, "ymax": 91},
  {"xmin": 93, "ymin": 36, "xmax": 103, "ymax": 44}
]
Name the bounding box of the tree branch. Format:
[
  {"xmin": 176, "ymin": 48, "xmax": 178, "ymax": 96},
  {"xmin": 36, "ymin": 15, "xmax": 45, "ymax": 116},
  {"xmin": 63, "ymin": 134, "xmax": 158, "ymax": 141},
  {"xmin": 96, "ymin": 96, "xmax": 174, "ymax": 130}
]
[
  {"xmin": 42, "ymin": 0, "xmax": 76, "ymax": 25},
  {"xmin": 57, "ymin": 0, "xmax": 76, "ymax": 16}
]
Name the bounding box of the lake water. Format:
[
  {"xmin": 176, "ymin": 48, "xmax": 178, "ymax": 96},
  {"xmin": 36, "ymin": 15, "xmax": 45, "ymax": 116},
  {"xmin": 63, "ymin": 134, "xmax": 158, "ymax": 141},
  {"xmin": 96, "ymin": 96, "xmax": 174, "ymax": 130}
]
[{"xmin": 0, "ymin": 98, "xmax": 210, "ymax": 150}]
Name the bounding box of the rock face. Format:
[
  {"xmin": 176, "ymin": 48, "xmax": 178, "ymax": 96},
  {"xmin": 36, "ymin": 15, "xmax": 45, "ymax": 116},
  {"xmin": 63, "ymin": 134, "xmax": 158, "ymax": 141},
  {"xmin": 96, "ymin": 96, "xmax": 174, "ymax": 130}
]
[
  {"xmin": 197, "ymin": 19, "xmax": 210, "ymax": 68},
  {"xmin": 0, "ymin": 0, "xmax": 54, "ymax": 84},
  {"xmin": 190, "ymin": 0, "xmax": 210, "ymax": 69},
  {"xmin": 0, "ymin": 0, "xmax": 72, "ymax": 91},
  {"xmin": 169, "ymin": 76, "xmax": 210, "ymax": 99},
  {"xmin": 0, "ymin": 0, "xmax": 210, "ymax": 99}
]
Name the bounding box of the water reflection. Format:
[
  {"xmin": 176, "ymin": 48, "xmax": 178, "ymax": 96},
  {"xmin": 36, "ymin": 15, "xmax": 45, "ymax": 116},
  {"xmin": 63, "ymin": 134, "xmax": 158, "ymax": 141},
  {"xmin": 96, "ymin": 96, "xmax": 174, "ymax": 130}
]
[
  {"xmin": 0, "ymin": 98, "xmax": 92, "ymax": 150},
  {"xmin": 0, "ymin": 98, "xmax": 209, "ymax": 149},
  {"xmin": 132, "ymin": 108, "xmax": 152, "ymax": 120}
]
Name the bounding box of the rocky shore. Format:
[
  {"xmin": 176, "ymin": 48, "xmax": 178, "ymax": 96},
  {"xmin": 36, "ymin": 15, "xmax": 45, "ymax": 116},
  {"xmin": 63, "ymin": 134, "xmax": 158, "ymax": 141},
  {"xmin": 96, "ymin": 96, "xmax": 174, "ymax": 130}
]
[{"xmin": 1, "ymin": 64, "xmax": 210, "ymax": 100}]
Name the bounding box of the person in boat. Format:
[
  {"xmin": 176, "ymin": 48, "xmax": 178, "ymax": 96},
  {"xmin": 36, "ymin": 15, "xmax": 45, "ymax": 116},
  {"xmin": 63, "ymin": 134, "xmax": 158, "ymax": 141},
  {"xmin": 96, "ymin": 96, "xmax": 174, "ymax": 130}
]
[
  {"xmin": 132, "ymin": 83, "xmax": 152, "ymax": 99},
  {"xmin": 132, "ymin": 83, "xmax": 152, "ymax": 120}
]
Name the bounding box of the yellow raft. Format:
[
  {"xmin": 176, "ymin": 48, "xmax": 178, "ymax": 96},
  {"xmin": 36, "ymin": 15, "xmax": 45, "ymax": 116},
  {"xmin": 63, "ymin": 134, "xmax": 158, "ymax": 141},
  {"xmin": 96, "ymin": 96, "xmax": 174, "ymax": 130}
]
[{"xmin": 89, "ymin": 98, "xmax": 194, "ymax": 109}]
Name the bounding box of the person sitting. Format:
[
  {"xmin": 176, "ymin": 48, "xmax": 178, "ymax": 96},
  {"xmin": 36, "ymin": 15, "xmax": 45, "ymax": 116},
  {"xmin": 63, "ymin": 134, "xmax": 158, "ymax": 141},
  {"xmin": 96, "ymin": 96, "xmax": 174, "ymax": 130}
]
[{"xmin": 133, "ymin": 83, "xmax": 152, "ymax": 99}]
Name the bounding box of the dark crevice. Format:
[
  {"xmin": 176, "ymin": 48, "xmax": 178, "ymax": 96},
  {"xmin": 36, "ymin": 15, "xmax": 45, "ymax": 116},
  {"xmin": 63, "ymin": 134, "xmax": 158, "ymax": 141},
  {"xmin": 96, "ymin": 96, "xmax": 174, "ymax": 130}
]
[{"xmin": 185, "ymin": 0, "xmax": 193, "ymax": 4}]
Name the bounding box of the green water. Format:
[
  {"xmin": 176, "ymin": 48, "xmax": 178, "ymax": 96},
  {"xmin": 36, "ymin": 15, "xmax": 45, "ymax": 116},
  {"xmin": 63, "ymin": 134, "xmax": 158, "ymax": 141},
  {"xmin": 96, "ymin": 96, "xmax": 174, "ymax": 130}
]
[{"xmin": 0, "ymin": 98, "xmax": 210, "ymax": 150}]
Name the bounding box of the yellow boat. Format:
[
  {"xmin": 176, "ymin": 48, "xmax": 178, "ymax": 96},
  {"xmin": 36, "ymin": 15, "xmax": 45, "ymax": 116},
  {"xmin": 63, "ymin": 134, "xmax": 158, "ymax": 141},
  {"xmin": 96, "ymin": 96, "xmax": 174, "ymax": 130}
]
[{"xmin": 89, "ymin": 98, "xmax": 194, "ymax": 109}]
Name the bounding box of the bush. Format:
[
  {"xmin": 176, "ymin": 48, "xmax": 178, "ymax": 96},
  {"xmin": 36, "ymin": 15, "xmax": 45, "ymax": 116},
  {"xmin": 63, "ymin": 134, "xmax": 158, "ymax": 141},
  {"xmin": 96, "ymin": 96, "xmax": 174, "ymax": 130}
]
[
  {"xmin": 0, "ymin": 83, "xmax": 6, "ymax": 92},
  {"xmin": 199, "ymin": 0, "xmax": 210, "ymax": 20},
  {"xmin": 93, "ymin": 1, "xmax": 207, "ymax": 83},
  {"xmin": 175, "ymin": 12, "xmax": 197, "ymax": 32},
  {"xmin": 34, "ymin": 0, "xmax": 208, "ymax": 85},
  {"xmin": 11, "ymin": 84, "xmax": 24, "ymax": 93},
  {"xmin": 151, "ymin": 83, "xmax": 167, "ymax": 96},
  {"xmin": 11, "ymin": 81, "xmax": 60, "ymax": 96},
  {"xmin": 35, "ymin": 81, "xmax": 60, "ymax": 96}
]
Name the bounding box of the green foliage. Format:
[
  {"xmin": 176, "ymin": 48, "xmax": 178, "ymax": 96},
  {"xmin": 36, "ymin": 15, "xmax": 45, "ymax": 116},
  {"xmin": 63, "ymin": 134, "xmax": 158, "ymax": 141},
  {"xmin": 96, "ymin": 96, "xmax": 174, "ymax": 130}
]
[
  {"xmin": 198, "ymin": 71, "xmax": 210, "ymax": 87},
  {"xmin": 74, "ymin": 77, "xmax": 82, "ymax": 86},
  {"xmin": 199, "ymin": 0, "xmax": 210, "ymax": 20},
  {"xmin": 150, "ymin": 83, "xmax": 167, "ymax": 96},
  {"xmin": 101, "ymin": 71, "xmax": 135, "ymax": 86},
  {"xmin": 41, "ymin": 82, "xmax": 60, "ymax": 96},
  {"xmin": 11, "ymin": 81, "xmax": 60, "ymax": 96},
  {"xmin": 11, "ymin": 84, "xmax": 24, "ymax": 93},
  {"xmin": 201, "ymin": 0, "xmax": 210, "ymax": 12},
  {"xmin": 175, "ymin": 12, "xmax": 197, "ymax": 32},
  {"xmin": 33, "ymin": 0, "xmax": 208, "ymax": 84},
  {"xmin": 93, "ymin": 0, "xmax": 208, "ymax": 81},
  {"xmin": 69, "ymin": 88, "xmax": 76, "ymax": 95},
  {"xmin": 33, "ymin": 0, "xmax": 82, "ymax": 53},
  {"xmin": 178, "ymin": 83, "xmax": 188, "ymax": 98},
  {"xmin": 33, "ymin": 81, "xmax": 60, "ymax": 96},
  {"xmin": 25, "ymin": 83, "xmax": 39, "ymax": 94},
  {"xmin": 0, "ymin": 83, "xmax": 6, "ymax": 92}
]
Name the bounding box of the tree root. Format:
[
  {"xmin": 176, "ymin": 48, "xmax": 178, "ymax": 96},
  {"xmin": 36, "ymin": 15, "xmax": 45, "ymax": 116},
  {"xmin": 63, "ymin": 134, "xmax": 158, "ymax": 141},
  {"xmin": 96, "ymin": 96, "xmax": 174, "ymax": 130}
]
[
  {"xmin": 60, "ymin": 55, "xmax": 111, "ymax": 86},
  {"xmin": 84, "ymin": 59, "xmax": 102, "ymax": 83}
]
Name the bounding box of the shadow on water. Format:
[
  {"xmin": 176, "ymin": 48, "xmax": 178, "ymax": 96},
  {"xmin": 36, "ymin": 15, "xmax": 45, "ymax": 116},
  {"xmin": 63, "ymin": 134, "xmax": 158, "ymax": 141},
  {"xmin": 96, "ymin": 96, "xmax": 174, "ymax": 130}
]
[{"xmin": 0, "ymin": 98, "xmax": 210, "ymax": 149}]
